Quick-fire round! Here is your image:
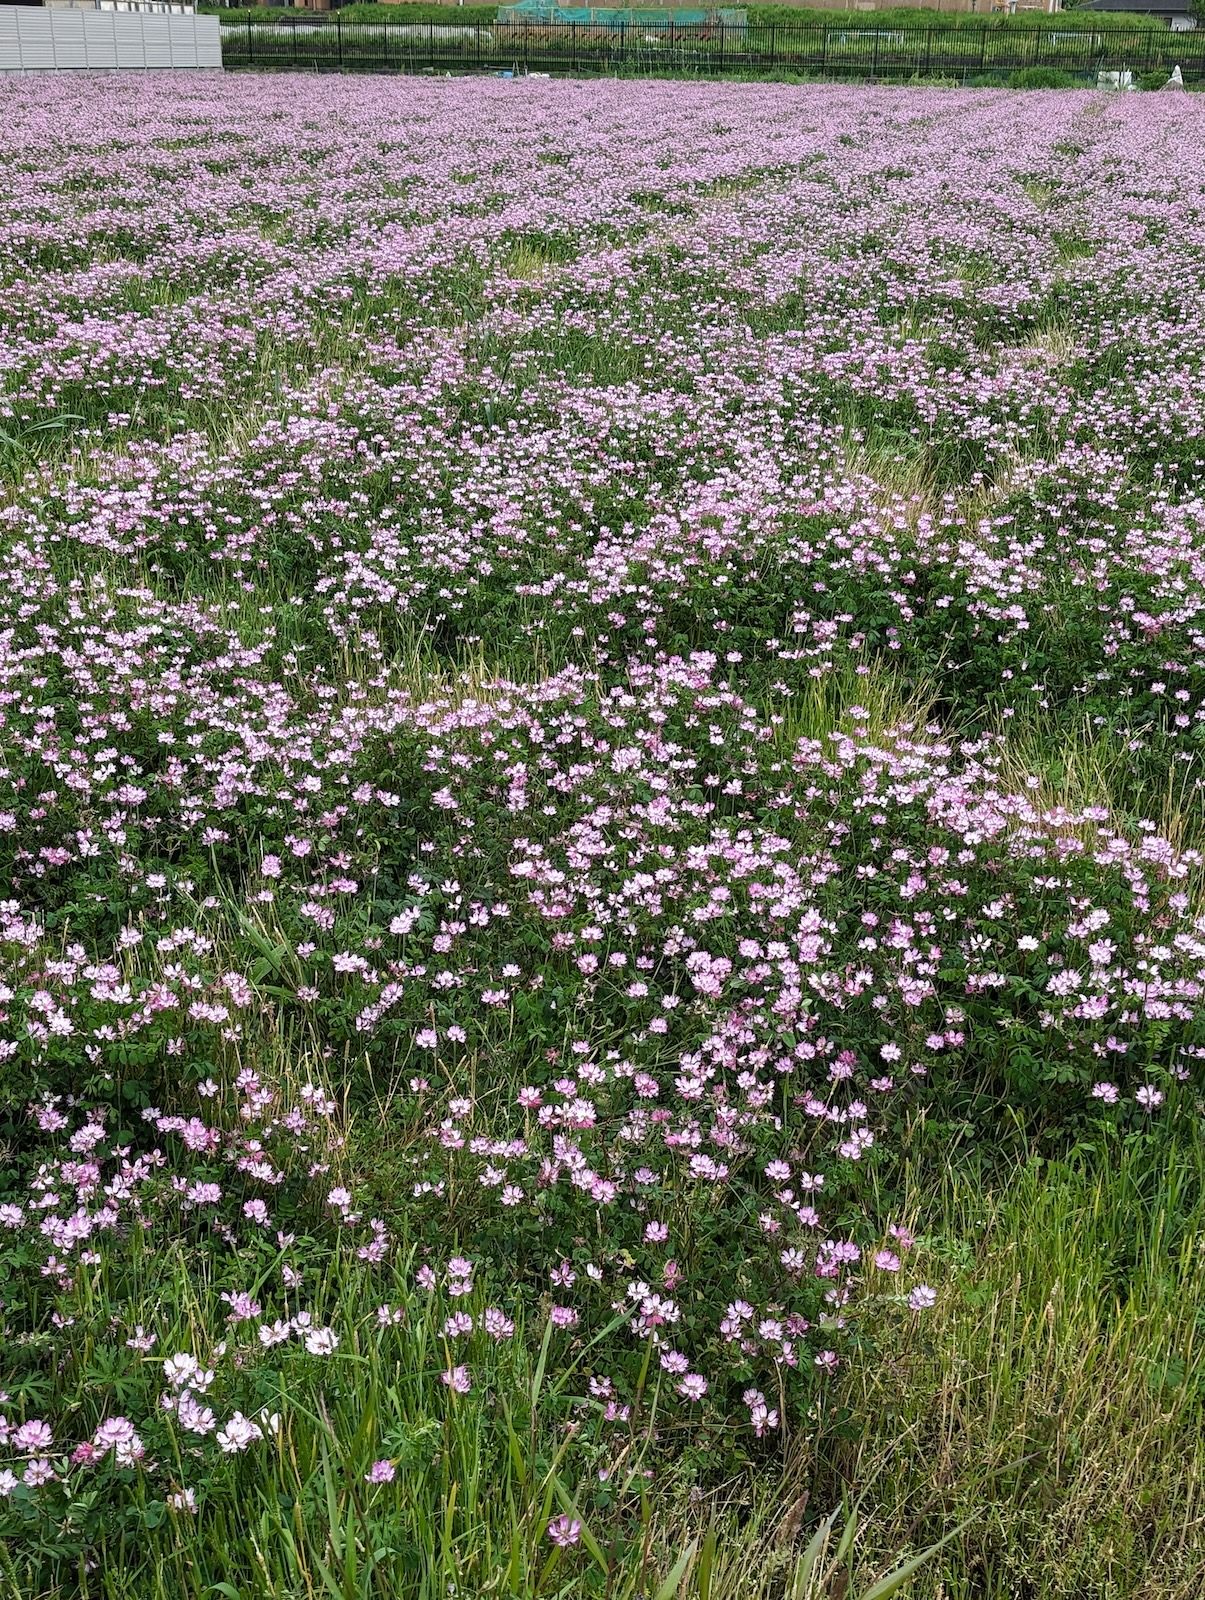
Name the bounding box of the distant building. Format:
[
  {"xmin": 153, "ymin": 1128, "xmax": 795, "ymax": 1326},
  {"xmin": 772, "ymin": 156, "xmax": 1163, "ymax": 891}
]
[{"xmin": 1080, "ymin": 0, "xmax": 1197, "ymax": 28}]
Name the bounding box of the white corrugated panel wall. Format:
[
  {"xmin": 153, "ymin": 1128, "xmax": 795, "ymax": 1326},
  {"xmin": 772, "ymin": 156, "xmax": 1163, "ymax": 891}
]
[
  {"xmin": 14, "ymin": 6, "xmax": 59, "ymax": 67},
  {"xmin": 113, "ymin": 12, "xmax": 148, "ymax": 66},
  {"xmin": 140, "ymin": 14, "xmax": 175, "ymax": 66},
  {"xmin": 84, "ymin": 12, "xmax": 120, "ymax": 68},
  {"xmin": 0, "ymin": 6, "xmax": 221, "ymax": 70},
  {"xmin": 196, "ymin": 16, "xmax": 220, "ymax": 65}
]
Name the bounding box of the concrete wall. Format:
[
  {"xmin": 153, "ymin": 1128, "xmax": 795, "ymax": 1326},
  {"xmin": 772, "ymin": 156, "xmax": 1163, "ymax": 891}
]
[{"xmin": 0, "ymin": 5, "xmax": 222, "ymax": 68}]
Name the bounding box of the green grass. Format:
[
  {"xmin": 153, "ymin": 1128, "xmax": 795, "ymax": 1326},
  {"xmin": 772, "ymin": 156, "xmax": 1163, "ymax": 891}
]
[
  {"xmin": 817, "ymin": 1134, "xmax": 1205, "ymax": 1599},
  {"xmin": 7, "ymin": 1132, "xmax": 1199, "ymax": 1598}
]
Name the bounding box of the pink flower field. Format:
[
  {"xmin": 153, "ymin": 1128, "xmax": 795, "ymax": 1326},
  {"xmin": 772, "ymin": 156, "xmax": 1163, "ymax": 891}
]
[{"xmin": 1, "ymin": 72, "xmax": 1204, "ymax": 1599}]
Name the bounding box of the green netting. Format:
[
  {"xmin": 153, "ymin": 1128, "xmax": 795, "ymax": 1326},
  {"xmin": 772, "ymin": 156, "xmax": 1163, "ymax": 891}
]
[{"xmin": 498, "ymin": 2, "xmax": 747, "ymax": 28}]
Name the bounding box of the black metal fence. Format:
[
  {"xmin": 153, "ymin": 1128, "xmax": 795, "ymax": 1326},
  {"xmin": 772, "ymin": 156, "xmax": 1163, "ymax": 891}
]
[{"xmin": 220, "ymin": 18, "xmax": 1205, "ymax": 82}]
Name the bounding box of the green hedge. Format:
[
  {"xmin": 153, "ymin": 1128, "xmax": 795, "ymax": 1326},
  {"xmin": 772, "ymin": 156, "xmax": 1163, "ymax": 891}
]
[
  {"xmin": 202, "ymin": 3, "xmax": 1167, "ymax": 31},
  {"xmin": 202, "ymin": 4, "xmax": 499, "ymax": 23},
  {"xmin": 748, "ymin": 6, "xmax": 1165, "ymax": 27},
  {"xmin": 1008, "ymin": 63, "xmax": 1080, "ymax": 83},
  {"xmin": 340, "ymin": 1, "xmax": 497, "ymax": 19}
]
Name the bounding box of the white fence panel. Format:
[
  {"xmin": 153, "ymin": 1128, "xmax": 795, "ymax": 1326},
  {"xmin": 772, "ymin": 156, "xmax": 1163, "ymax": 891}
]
[
  {"xmin": 0, "ymin": 6, "xmax": 221, "ymax": 69},
  {"xmin": 84, "ymin": 12, "xmax": 120, "ymax": 66},
  {"xmin": 141, "ymin": 12, "xmax": 174, "ymax": 64},
  {"xmin": 169, "ymin": 17, "xmax": 198, "ymax": 65},
  {"xmin": 49, "ymin": 7, "xmax": 86, "ymax": 64},
  {"xmin": 196, "ymin": 18, "xmax": 219, "ymax": 64},
  {"xmin": 14, "ymin": 6, "xmax": 59, "ymax": 66},
  {"xmin": 113, "ymin": 12, "xmax": 147, "ymax": 64}
]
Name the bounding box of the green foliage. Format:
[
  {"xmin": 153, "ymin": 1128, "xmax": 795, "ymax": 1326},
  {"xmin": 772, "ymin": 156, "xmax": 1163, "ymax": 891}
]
[
  {"xmin": 748, "ymin": 4, "xmax": 1164, "ymax": 25},
  {"xmin": 817, "ymin": 1134, "xmax": 1205, "ymax": 1597},
  {"xmin": 1008, "ymin": 65, "xmax": 1080, "ymax": 87},
  {"xmin": 200, "ymin": 2, "xmax": 501, "ymax": 21},
  {"xmin": 199, "ymin": 0, "xmax": 1168, "ymax": 29}
]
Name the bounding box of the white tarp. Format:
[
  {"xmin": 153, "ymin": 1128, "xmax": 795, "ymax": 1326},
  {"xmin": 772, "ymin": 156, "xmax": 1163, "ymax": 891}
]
[{"xmin": 0, "ymin": 5, "xmax": 221, "ymax": 69}]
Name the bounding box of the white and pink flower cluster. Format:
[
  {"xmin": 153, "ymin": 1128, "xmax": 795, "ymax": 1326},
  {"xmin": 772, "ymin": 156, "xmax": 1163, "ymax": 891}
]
[{"xmin": 0, "ymin": 72, "xmax": 1202, "ymax": 1536}]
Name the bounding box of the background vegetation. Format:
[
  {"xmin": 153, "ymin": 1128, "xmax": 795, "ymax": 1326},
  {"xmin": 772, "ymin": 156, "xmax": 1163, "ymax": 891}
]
[{"xmin": 200, "ymin": 3, "xmax": 1169, "ymax": 33}]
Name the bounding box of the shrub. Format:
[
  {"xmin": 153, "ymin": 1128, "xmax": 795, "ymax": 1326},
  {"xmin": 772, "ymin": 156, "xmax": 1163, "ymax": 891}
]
[{"xmin": 1009, "ymin": 66, "xmax": 1080, "ymax": 89}]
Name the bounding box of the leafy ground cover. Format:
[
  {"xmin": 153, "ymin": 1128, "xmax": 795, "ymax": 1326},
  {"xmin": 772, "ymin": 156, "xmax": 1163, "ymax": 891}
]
[{"xmin": 0, "ymin": 74, "xmax": 1203, "ymax": 1600}]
